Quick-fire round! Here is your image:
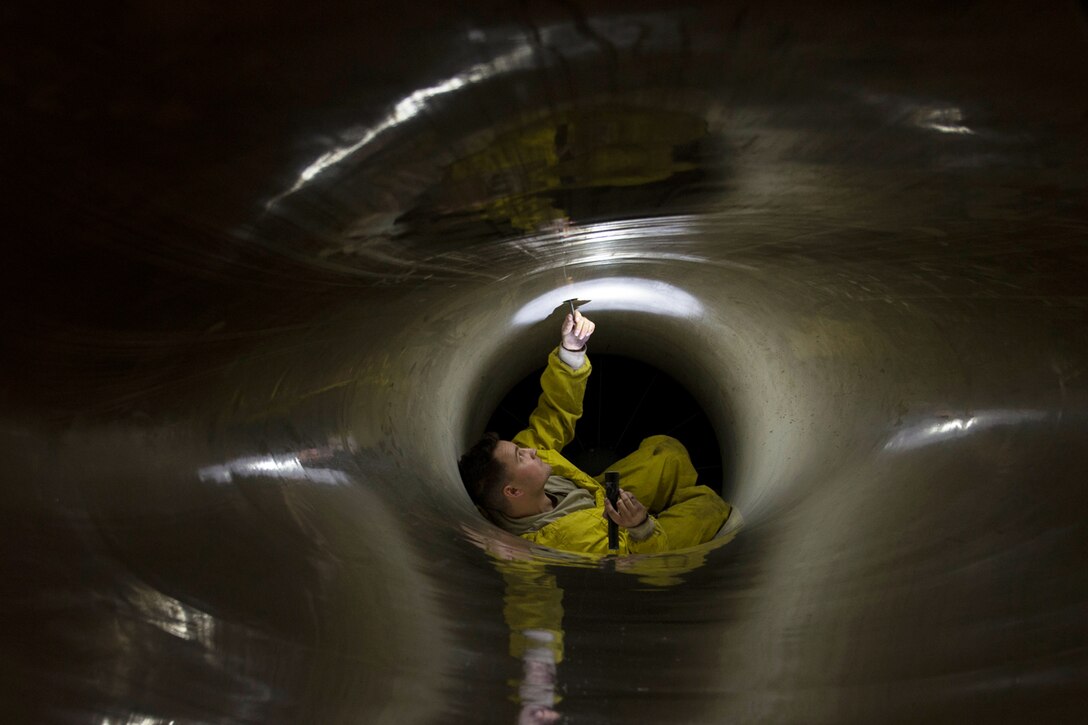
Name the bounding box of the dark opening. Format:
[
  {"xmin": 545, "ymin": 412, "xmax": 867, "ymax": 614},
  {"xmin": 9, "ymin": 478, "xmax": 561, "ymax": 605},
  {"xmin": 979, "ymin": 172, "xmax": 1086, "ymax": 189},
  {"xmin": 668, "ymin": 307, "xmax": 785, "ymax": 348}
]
[{"xmin": 485, "ymin": 354, "xmax": 726, "ymax": 493}]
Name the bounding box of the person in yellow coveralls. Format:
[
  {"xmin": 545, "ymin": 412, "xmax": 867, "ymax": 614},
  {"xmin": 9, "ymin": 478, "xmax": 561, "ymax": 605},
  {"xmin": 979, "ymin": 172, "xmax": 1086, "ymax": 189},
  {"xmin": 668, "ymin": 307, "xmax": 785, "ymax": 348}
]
[{"xmin": 459, "ymin": 308, "xmax": 737, "ymax": 556}]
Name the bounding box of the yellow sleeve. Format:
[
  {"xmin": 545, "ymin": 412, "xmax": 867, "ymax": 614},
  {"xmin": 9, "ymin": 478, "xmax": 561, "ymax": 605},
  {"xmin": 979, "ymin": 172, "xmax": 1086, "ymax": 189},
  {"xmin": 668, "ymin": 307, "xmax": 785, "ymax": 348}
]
[
  {"xmin": 512, "ymin": 348, "xmax": 591, "ymax": 453},
  {"xmin": 497, "ymin": 559, "xmax": 565, "ymax": 663},
  {"xmin": 624, "ymin": 517, "xmax": 671, "ymax": 554}
]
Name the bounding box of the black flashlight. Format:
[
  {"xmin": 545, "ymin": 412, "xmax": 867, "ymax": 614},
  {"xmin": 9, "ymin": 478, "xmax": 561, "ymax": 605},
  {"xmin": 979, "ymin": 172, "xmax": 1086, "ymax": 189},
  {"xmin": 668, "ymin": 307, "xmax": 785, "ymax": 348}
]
[{"xmin": 604, "ymin": 471, "xmax": 620, "ymax": 551}]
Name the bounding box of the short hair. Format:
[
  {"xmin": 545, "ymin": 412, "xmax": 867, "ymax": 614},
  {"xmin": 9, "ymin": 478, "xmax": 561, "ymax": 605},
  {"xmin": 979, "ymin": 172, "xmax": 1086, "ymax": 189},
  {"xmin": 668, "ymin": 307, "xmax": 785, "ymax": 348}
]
[{"xmin": 458, "ymin": 432, "xmax": 508, "ymax": 511}]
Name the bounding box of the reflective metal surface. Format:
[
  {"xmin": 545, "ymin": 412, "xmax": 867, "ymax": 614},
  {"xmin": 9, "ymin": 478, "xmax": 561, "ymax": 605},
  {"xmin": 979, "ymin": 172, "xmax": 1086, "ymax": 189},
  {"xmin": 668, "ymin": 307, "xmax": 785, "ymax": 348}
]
[{"xmin": 3, "ymin": 2, "xmax": 1087, "ymax": 722}]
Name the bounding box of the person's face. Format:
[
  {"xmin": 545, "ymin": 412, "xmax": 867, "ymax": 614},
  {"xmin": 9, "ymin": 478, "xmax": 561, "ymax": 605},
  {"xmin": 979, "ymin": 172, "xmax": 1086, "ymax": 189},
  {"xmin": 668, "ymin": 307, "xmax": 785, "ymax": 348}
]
[{"xmin": 494, "ymin": 440, "xmax": 552, "ymax": 496}]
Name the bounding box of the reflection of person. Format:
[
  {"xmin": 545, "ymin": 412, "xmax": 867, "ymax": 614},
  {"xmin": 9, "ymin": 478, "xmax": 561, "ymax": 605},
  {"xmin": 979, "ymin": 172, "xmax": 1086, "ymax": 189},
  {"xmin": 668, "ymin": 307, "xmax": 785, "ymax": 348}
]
[
  {"xmin": 461, "ymin": 525, "xmax": 564, "ymax": 724},
  {"xmin": 459, "ymin": 309, "xmax": 734, "ymax": 555}
]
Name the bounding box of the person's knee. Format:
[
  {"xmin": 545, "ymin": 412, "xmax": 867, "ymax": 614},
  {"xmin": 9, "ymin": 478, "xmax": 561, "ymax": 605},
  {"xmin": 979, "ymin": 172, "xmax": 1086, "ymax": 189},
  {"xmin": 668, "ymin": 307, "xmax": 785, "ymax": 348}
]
[{"xmin": 640, "ymin": 435, "xmax": 689, "ymax": 461}]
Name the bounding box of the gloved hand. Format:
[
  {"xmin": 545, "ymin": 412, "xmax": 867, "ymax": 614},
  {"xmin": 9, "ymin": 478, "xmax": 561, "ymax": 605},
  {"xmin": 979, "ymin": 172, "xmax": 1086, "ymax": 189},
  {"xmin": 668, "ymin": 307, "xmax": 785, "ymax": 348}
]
[{"xmin": 560, "ymin": 310, "xmax": 595, "ymax": 351}]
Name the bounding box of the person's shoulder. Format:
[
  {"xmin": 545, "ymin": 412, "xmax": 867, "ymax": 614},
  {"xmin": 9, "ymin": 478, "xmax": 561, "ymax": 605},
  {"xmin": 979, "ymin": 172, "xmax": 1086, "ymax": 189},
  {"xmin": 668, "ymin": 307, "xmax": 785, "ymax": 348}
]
[
  {"xmin": 563, "ymin": 467, "xmax": 603, "ymax": 493},
  {"xmin": 521, "ymin": 520, "xmax": 563, "ymax": 548}
]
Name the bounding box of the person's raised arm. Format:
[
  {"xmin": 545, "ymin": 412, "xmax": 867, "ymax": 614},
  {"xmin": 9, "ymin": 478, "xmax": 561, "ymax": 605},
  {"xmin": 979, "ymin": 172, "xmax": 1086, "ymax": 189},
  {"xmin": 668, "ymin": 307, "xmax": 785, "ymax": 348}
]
[{"xmin": 513, "ymin": 310, "xmax": 596, "ymax": 452}]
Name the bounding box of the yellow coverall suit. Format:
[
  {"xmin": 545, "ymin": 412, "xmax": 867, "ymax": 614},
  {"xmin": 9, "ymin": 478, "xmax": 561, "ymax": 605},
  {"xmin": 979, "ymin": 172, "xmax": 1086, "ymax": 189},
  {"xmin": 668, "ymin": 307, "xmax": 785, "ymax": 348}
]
[{"xmin": 511, "ymin": 347, "xmax": 731, "ymax": 556}]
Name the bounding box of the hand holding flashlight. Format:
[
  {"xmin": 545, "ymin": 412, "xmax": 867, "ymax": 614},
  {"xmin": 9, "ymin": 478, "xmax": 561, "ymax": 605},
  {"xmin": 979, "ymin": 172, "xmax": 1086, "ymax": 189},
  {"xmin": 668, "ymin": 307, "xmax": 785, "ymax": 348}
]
[{"xmin": 604, "ymin": 486, "xmax": 648, "ymax": 529}]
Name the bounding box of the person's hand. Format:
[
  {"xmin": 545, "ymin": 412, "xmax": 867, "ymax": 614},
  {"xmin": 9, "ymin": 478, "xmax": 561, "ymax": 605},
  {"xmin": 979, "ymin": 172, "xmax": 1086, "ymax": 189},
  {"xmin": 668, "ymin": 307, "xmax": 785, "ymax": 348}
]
[
  {"xmin": 561, "ymin": 310, "xmax": 595, "ymax": 351},
  {"xmin": 604, "ymin": 488, "xmax": 648, "ymax": 528}
]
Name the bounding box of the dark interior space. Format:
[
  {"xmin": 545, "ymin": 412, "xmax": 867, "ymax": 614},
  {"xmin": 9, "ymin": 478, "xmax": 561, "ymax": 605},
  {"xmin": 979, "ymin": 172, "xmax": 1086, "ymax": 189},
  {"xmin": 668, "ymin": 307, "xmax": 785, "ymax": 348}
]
[{"xmin": 485, "ymin": 354, "xmax": 727, "ymax": 493}]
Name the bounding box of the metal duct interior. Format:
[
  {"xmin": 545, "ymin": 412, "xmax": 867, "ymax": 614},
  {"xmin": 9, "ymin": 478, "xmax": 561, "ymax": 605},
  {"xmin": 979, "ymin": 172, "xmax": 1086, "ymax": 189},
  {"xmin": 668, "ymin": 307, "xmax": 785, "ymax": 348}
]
[{"xmin": 2, "ymin": 2, "xmax": 1086, "ymax": 723}]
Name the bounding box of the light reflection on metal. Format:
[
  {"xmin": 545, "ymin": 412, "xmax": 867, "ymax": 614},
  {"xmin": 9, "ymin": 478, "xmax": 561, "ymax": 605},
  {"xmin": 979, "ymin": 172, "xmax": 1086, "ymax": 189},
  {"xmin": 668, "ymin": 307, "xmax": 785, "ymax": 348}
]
[
  {"xmin": 512, "ymin": 276, "xmax": 705, "ymax": 325},
  {"xmin": 884, "ymin": 409, "xmax": 1049, "ymax": 451},
  {"xmin": 857, "ymin": 91, "xmax": 976, "ymax": 136},
  {"xmin": 198, "ymin": 454, "xmax": 350, "ymax": 485},
  {"xmin": 270, "ymin": 14, "xmax": 686, "ymax": 208},
  {"xmin": 549, "ymin": 217, "xmax": 700, "ymax": 247},
  {"xmin": 270, "ymin": 45, "xmax": 535, "ymax": 205},
  {"xmin": 514, "ymin": 217, "xmax": 760, "ymax": 275},
  {"xmin": 99, "ymin": 714, "xmax": 176, "ymax": 725},
  {"xmin": 128, "ymin": 584, "xmax": 215, "ymax": 647},
  {"xmin": 914, "ymin": 106, "xmax": 975, "ymax": 135}
]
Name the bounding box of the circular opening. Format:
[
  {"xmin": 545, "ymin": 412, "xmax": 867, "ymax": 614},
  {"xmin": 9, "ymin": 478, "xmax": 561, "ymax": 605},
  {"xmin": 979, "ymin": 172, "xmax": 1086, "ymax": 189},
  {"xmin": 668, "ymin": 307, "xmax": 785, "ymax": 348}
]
[{"xmin": 484, "ymin": 354, "xmax": 726, "ymax": 494}]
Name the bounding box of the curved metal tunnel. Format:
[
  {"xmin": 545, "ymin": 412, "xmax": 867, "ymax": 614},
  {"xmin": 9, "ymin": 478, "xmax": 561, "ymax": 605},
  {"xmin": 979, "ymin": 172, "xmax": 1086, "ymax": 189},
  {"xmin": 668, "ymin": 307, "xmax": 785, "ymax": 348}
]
[{"xmin": 3, "ymin": 2, "xmax": 1087, "ymax": 722}]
